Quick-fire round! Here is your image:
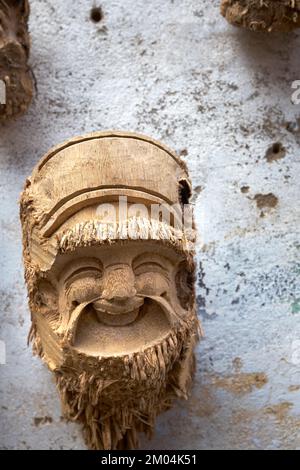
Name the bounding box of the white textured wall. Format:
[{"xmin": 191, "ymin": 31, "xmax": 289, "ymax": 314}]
[{"xmin": 0, "ymin": 0, "xmax": 299, "ymax": 450}]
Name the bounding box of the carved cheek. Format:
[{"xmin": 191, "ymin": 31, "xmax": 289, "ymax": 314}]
[
  {"xmin": 135, "ymin": 272, "xmax": 169, "ymax": 297},
  {"xmin": 35, "ymin": 280, "xmax": 58, "ymax": 311},
  {"xmin": 175, "ymin": 262, "xmax": 195, "ymax": 310}
]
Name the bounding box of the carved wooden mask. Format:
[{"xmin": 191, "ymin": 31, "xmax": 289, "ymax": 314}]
[
  {"xmin": 0, "ymin": 0, "xmax": 33, "ymax": 121},
  {"xmin": 221, "ymin": 0, "xmax": 300, "ymax": 32},
  {"xmin": 20, "ymin": 131, "xmax": 201, "ymax": 450}
]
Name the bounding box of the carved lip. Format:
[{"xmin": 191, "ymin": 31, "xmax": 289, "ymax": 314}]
[
  {"xmin": 94, "ymin": 306, "xmax": 141, "ymax": 327},
  {"xmin": 92, "ymin": 298, "xmax": 144, "ymax": 326},
  {"xmin": 69, "ymin": 297, "xmax": 175, "ymax": 357}
]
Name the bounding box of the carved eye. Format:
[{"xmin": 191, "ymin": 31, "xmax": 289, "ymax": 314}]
[
  {"xmin": 65, "ymin": 267, "xmax": 102, "ymax": 308},
  {"xmin": 175, "ymin": 261, "xmax": 195, "ymax": 310},
  {"xmin": 133, "ymin": 262, "xmax": 169, "ymax": 297},
  {"xmin": 135, "ymin": 271, "xmax": 169, "ymax": 297},
  {"xmin": 133, "ymin": 254, "xmax": 171, "ymax": 296}
]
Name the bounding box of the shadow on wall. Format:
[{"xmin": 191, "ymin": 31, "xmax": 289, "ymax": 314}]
[{"xmin": 233, "ymin": 29, "xmax": 300, "ymax": 85}]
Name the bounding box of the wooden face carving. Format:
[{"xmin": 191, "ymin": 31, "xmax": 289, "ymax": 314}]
[
  {"xmin": 36, "ymin": 242, "xmax": 195, "ymax": 359},
  {"xmin": 0, "ymin": 0, "xmax": 33, "ymax": 121},
  {"xmin": 20, "ymin": 132, "xmax": 200, "ymax": 450},
  {"xmin": 221, "ymin": 0, "xmax": 300, "ymax": 32}
]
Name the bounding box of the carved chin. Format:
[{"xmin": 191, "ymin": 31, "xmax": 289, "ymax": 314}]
[{"xmin": 73, "ymin": 299, "xmax": 172, "ymax": 357}]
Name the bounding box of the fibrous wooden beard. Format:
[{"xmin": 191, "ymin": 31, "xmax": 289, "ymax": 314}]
[{"xmin": 30, "ymin": 316, "xmax": 199, "ymax": 450}]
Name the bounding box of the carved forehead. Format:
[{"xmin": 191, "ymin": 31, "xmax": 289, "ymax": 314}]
[
  {"xmin": 21, "ymin": 132, "xmax": 195, "ymax": 276},
  {"xmin": 24, "ymin": 132, "xmax": 190, "ymax": 232}
]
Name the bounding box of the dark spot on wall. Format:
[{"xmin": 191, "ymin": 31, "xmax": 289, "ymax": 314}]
[
  {"xmin": 241, "ymin": 185, "xmax": 250, "ymax": 194},
  {"xmin": 193, "ymin": 185, "xmax": 202, "ymax": 194},
  {"xmin": 193, "ymin": 10, "xmax": 204, "ymax": 18},
  {"xmin": 90, "ymin": 6, "xmax": 103, "ymax": 23},
  {"xmin": 179, "ymin": 148, "xmax": 188, "ymax": 156},
  {"xmin": 264, "ymin": 402, "xmax": 293, "ymax": 422},
  {"xmin": 198, "ymin": 262, "xmax": 209, "ymax": 296},
  {"xmin": 288, "ymin": 385, "xmax": 300, "ymax": 392},
  {"xmin": 265, "ymin": 142, "xmax": 286, "ymax": 163},
  {"xmin": 254, "ymin": 193, "xmax": 278, "ymax": 210},
  {"xmin": 286, "ymin": 118, "xmax": 300, "ymax": 134},
  {"xmin": 197, "ymin": 262, "xmax": 214, "ymax": 319},
  {"xmin": 33, "ymin": 416, "xmax": 53, "ymax": 426},
  {"xmin": 211, "ymin": 372, "xmax": 268, "ymax": 396},
  {"xmin": 191, "ymin": 185, "xmax": 202, "ymax": 203}
]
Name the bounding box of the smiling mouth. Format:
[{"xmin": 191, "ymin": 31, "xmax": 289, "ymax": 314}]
[{"xmin": 71, "ymin": 298, "xmax": 173, "ymax": 357}]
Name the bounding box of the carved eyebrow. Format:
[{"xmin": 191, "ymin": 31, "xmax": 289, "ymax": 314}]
[
  {"xmin": 64, "ymin": 266, "xmax": 102, "ymax": 287},
  {"xmin": 58, "ymin": 257, "xmax": 103, "ymax": 281},
  {"xmin": 133, "ymin": 260, "xmax": 168, "ymax": 272}
]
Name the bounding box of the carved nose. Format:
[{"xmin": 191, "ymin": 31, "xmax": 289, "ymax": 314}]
[{"xmin": 101, "ymin": 265, "xmax": 136, "ymax": 302}]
